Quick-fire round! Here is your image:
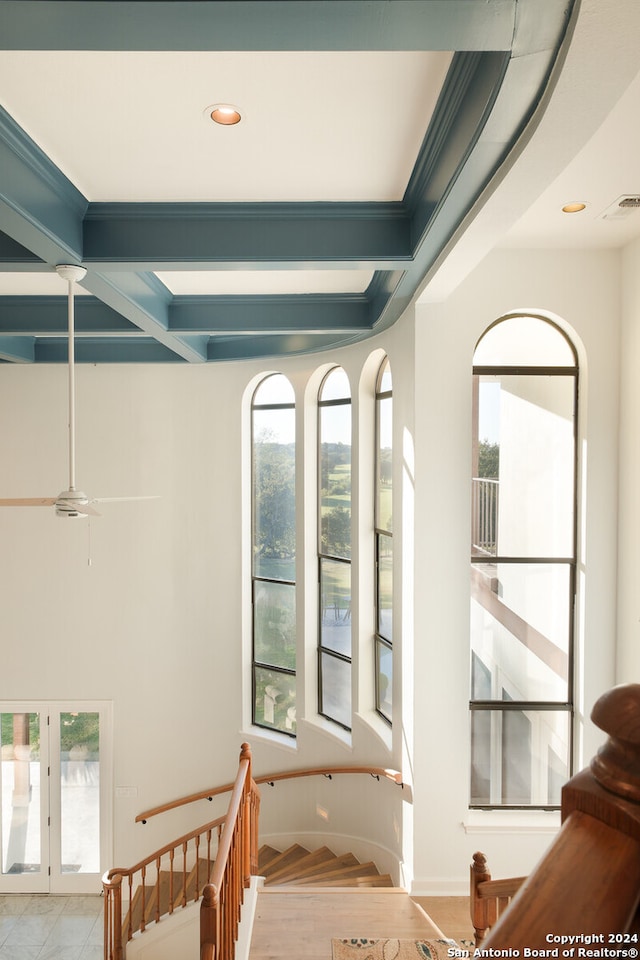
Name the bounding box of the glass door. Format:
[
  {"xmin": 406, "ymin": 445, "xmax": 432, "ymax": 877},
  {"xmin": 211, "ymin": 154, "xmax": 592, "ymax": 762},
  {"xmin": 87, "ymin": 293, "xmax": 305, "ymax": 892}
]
[
  {"xmin": 0, "ymin": 702, "xmax": 111, "ymax": 894},
  {"xmin": 1, "ymin": 710, "xmax": 48, "ymax": 892}
]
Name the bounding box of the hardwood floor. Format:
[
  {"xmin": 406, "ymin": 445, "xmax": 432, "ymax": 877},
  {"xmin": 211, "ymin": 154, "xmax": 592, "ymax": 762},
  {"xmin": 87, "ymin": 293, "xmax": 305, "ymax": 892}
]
[
  {"xmin": 248, "ymin": 889, "xmax": 470, "ymax": 960},
  {"xmin": 413, "ymin": 897, "xmax": 475, "ymax": 946}
]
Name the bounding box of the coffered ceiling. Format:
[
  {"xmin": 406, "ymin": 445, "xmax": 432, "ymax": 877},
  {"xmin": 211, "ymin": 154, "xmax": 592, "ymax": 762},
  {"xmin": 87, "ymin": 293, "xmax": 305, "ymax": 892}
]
[{"xmin": 0, "ymin": 0, "xmax": 576, "ymax": 364}]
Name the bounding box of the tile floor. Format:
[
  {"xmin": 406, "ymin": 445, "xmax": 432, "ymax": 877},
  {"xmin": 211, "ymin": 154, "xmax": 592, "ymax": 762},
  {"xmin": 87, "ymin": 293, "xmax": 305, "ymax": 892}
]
[{"xmin": 0, "ymin": 895, "xmax": 102, "ymax": 960}]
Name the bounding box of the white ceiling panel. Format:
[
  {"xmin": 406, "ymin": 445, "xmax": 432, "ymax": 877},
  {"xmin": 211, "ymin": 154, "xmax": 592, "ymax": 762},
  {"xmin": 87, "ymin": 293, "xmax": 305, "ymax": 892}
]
[
  {"xmin": 0, "ymin": 50, "xmax": 452, "ymax": 202},
  {"xmin": 156, "ymin": 269, "xmax": 374, "ymax": 295}
]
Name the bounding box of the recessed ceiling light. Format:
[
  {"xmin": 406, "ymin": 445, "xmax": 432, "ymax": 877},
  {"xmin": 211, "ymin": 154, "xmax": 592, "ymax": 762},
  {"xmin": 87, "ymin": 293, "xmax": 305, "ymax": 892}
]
[
  {"xmin": 562, "ymin": 201, "xmax": 587, "ymax": 214},
  {"xmin": 205, "ymin": 103, "xmax": 242, "ymax": 126}
]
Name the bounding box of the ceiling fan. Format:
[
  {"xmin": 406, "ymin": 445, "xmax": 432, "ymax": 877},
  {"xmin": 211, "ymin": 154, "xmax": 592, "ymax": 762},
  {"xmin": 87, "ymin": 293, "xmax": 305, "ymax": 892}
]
[{"xmin": 0, "ymin": 264, "xmax": 157, "ymax": 519}]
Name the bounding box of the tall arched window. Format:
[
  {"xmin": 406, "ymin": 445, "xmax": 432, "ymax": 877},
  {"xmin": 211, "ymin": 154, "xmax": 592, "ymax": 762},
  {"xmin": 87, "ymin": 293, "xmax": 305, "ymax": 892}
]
[
  {"xmin": 375, "ymin": 358, "xmax": 393, "ymax": 723},
  {"xmin": 470, "ymin": 316, "xmax": 578, "ymax": 807},
  {"xmin": 251, "ymin": 374, "xmax": 296, "ymax": 736},
  {"xmin": 318, "ymin": 367, "xmax": 352, "ymax": 730}
]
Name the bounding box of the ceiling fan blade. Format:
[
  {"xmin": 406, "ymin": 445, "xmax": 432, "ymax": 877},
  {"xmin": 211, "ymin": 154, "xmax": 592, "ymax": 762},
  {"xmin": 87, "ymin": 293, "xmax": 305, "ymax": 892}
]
[
  {"xmin": 0, "ymin": 497, "xmax": 57, "ymax": 507},
  {"xmin": 69, "ymin": 501, "xmax": 101, "ymax": 517}
]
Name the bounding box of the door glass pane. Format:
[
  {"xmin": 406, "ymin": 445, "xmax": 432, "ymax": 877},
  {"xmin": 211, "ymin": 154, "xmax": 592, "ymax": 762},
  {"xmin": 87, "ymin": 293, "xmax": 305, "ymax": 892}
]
[
  {"xmin": 60, "ymin": 712, "xmax": 100, "ymax": 874},
  {"xmin": 1, "ymin": 713, "xmax": 41, "ymax": 876}
]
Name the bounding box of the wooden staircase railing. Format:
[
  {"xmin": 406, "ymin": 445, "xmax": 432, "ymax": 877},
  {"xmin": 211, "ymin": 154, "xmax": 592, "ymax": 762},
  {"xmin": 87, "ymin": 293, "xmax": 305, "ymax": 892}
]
[
  {"xmin": 103, "ymin": 743, "xmax": 259, "ymax": 960},
  {"xmin": 200, "ymin": 742, "xmax": 259, "ymax": 960},
  {"xmin": 470, "ymin": 852, "xmax": 525, "ymax": 946},
  {"xmin": 104, "ymin": 748, "xmax": 402, "ymax": 958},
  {"xmin": 478, "ymin": 683, "xmax": 640, "ymax": 949}
]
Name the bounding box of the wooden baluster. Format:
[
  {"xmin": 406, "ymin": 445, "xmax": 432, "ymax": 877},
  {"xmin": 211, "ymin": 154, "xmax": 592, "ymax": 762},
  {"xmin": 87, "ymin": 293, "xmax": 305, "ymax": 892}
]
[
  {"xmin": 154, "ymin": 856, "xmax": 161, "ymax": 924},
  {"xmin": 127, "ymin": 874, "xmax": 133, "ymax": 942},
  {"xmin": 251, "ymin": 780, "xmax": 260, "ymax": 876},
  {"xmin": 182, "ymin": 840, "xmax": 188, "ymax": 908},
  {"xmin": 241, "ymin": 743, "xmax": 252, "ymax": 888},
  {"xmin": 195, "ymin": 833, "xmax": 201, "ymax": 900},
  {"xmin": 140, "ymin": 865, "xmax": 147, "ymax": 933},
  {"xmin": 169, "ymin": 847, "xmax": 175, "ymax": 914}
]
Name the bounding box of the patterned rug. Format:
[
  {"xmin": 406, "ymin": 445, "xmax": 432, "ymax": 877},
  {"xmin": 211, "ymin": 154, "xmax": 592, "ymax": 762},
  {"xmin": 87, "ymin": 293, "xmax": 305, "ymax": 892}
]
[{"xmin": 332, "ymin": 939, "xmax": 462, "ymax": 960}]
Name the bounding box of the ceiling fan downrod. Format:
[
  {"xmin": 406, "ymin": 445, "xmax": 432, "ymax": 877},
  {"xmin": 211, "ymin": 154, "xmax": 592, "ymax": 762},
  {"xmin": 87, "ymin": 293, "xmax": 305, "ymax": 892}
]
[{"xmin": 55, "ymin": 264, "xmax": 87, "ymax": 514}]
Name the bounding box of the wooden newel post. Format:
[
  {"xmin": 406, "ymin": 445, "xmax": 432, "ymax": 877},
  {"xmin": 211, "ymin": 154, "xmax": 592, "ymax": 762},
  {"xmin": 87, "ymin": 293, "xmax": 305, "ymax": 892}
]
[
  {"xmin": 481, "ymin": 684, "xmax": 640, "ymax": 950},
  {"xmin": 240, "ymin": 743, "xmax": 252, "ymax": 888},
  {"xmin": 200, "ymin": 883, "xmax": 219, "ymax": 960},
  {"xmin": 590, "ymin": 683, "xmax": 640, "ymax": 801},
  {"xmin": 471, "ymin": 851, "xmax": 496, "ymax": 946},
  {"xmin": 562, "ymin": 682, "xmax": 640, "ymax": 842}
]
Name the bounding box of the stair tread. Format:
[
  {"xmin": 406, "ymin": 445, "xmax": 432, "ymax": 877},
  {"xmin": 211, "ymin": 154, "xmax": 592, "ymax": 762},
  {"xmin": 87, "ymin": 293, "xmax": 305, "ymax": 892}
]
[
  {"xmin": 263, "ymin": 846, "xmax": 339, "ymax": 882},
  {"xmin": 291, "ymin": 861, "xmax": 381, "ymax": 884},
  {"xmin": 308, "ymin": 874, "xmax": 394, "ymax": 887},
  {"xmin": 260, "ymin": 843, "xmax": 310, "ymax": 877},
  {"xmin": 258, "ymin": 845, "xmax": 282, "ymax": 872},
  {"xmin": 264, "ymin": 851, "xmax": 359, "ymax": 884}
]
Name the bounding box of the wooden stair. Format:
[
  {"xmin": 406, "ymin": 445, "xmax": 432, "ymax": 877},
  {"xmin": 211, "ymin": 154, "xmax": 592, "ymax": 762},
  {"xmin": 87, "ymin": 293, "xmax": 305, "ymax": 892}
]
[{"xmin": 258, "ymin": 843, "xmax": 393, "ymax": 888}]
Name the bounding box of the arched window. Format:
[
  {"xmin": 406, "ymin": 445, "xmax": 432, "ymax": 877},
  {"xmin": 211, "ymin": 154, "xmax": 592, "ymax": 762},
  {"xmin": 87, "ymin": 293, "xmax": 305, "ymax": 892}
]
[
  {"xmin": 251, "ymin": 374, "xmax": 296, "ymax": 736},
  {"xmin": 470, "ymin": 316, "xmax": 578, "ymax": 807},
  {"xmin": 318, "ymin": 367, "xmax": 352, "ymax": 730},
  {"xmin": 375, "ymin": 358, "xmax": 393, "ymax": 723}
]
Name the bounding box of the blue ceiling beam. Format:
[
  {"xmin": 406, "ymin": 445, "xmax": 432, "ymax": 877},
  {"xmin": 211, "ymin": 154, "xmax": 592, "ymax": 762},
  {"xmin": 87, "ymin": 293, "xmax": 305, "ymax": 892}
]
[
  {"xmin": 0, "ymin": 336, "xmax": 35, "ymax": 363},
  {"xmin": 169, "ymin": 294, "xmax": 371, "ymax": 336},
  {"xmin": 0, "ymin": 297, "xmax": 141, "ymax": 335},
  {"xmin": 0, "ymin": 0, "xmax": 578, "ymax": 364},
  {"xmin": 207, "ymin": 332, "xmax": 363, "ymax": 362},
  {"xmin": 0, "ymin": 108, "xmax": 209, "ymax": 362},
  {"xmin": 34, "ymin": 337, "xmax": 188, "ymax": 364},
  {"xmin": 0, "ymin": 106, "xmax": 86, "ymax": 266},
  {"xmin": 0, "ymin": 232, "xmax": 46, "ymax": 268},
  {"xmin": 83, "ymin": 203, "xmax": 411, "ymax": 271},
  {"xmin": 83, "ymin": 271, "xmax": 209, "ymax": 362},
  {"xmin": 0, "ymin": 1, "xmax": 518, "ymax": 52}
]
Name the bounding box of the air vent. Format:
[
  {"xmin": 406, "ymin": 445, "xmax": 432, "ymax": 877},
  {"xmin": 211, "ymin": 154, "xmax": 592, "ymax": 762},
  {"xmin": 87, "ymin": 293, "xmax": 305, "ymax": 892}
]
[{"xmin": 600, "ymin": 195, "xmax": 640, "ymax": 220}]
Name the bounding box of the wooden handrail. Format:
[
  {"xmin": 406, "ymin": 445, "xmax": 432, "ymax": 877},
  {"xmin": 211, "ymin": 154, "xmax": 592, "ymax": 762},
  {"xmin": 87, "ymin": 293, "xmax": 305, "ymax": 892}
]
[
  {"xmin": 136, "ymin": 764, "xmax": 403, "ymax": 823},
  {"xmin": 481, "ymin": 683, "xmax": 640, "ymax": 949},
  {"xmin": 200, "ymin": 743, "xmax": 255, "ymax": 960}
]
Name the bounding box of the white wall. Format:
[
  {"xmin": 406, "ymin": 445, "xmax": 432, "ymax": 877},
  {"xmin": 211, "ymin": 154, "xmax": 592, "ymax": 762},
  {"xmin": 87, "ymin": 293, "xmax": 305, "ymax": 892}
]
[
  {"xmin": 0, "ymin": 244, "xmax": 626, "ymax": 893},
  {"xmin": 411, "ymin": 245, "xmax": 621, "ymax": 893},
  {"xmin": 0, "ymin": 312, "xmax": 414, "ymax": 881},
  {"xmin": 618, "ymin": 237, "xmax": 640, "ymax": 681}
]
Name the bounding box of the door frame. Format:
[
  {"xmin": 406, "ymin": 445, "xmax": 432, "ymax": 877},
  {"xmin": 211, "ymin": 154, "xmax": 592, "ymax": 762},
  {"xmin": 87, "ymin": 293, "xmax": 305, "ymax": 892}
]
[{"xmin": 0, "ymin": 700, "xmax": 113, "ymax": 894}]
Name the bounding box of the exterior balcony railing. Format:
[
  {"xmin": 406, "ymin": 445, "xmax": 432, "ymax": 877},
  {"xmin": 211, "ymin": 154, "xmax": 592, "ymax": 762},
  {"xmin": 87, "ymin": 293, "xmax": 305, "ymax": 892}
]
[{"xmin": 471, "ymin": 477, "xmax": 499, "ymax": 556}]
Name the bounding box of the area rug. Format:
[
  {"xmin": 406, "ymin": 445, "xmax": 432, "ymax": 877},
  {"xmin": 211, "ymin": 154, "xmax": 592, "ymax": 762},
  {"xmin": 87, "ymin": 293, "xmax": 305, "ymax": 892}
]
[{"xmin": 332, "ymin": 939, "xmax": 461, "ymax": 960}]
